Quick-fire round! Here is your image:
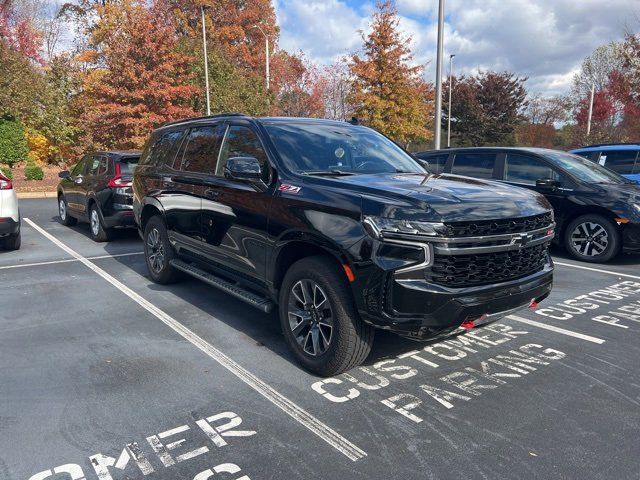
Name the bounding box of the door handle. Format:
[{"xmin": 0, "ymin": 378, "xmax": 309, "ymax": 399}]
[{"xmin": 205, "ymin": 188, "xmax": 219, "ymax": 199}]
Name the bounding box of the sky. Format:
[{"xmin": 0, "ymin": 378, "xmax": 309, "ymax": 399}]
[{"xmin": 274, "ymin": 0, "xmax": 639, "ymax": 96}]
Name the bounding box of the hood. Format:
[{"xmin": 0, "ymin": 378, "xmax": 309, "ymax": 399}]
[{"xmin": 309, "ymin": 173, "xmax": 552, "ymax": 222}]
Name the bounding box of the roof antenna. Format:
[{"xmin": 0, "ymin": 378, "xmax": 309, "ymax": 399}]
[{"xmin": 349, "ymin": 116, "xmax": 359, "ymax": 125}]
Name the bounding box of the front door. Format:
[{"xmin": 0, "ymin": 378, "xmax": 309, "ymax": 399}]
[
  {"xmin": 166, "ymin": 124, "xmax": 224, "ymax": 254},
  {"xmin": 65, "ymin": 157, "xmax": 90, "ymax": 214},
  {"xmin": 200, "ymin": 122, "xmax": 274, "ymax": 282}
]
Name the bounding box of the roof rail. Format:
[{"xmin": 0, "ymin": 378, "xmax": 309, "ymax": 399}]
[
  {"xmin": 160, "ymin": 113, "xmax": 249, "ymax": 128},
  {"xmin": 582, "ymin": 142, "xmax": 640, "ymax": 148}
]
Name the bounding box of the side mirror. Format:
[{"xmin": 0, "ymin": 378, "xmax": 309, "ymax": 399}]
[
  {"xmin": 536, "ymin": 178, "xmax": 560, "ymax": 191},
  {"xmin": 59, "ymin": 170, "xmax": 70, "ymax": 179},
  {"xmin": 224, "ymin": 156, "xmax": 262, "ymax": 182}
]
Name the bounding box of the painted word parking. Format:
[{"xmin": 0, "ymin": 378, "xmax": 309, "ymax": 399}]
[
  {"xmin": 28, "ymin": 412, "xmax": 255, "ymax": 480},
  {"xmin": 535, "ymin": 281, "xmax": 640, "ymax": 329},
  {"xmin": 312, "ymin": 325, "xmax": 567, "ymax": 422}
]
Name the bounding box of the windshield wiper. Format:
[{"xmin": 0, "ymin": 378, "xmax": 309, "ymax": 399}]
[{"xmin": 300, "ymin": 170, "xmax": 358, "ymax": 176}]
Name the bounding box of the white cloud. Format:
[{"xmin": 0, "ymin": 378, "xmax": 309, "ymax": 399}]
[{"xmin": 276, "ymin": 0, "xmax": 637, "ymax": 96}]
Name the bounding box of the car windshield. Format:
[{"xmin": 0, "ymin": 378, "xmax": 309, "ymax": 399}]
[
  {"xmin": 119, "ymin": 156, "xmax": 139, "ymax": 175},
  {"xmin": 543, "ymin": 151, "xmax": 629, "ymax": 184},
  {"xmin": 264, "ymin": 123, "xmax": 425, "ymax": 175}
]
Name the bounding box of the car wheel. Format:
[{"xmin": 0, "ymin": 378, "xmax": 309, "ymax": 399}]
[
  {"xmin": 58, "ymin": 196, "xmax": 77, "ymax": 226},
  {"xmin": 279, "ymin": 256, "xmax": 374, "ymax": 376},
  {"xmin": 144, "ymin": 215, "xmax": 181, "ymax": 284},
  {"xmin": 89, "ymin": 203, "xmax": 112, "ymax": 242},
  {"xmin": 564, "ymin": 214, "xmax": 620, "ymax": 263},
  {"xmin": 4, "ymin": 230, "xmax": 20, "ymax": 250}
]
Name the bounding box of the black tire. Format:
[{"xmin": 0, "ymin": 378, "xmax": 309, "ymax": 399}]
[
  {"xmin": 279, "ymin": 256, "xmax": 374, "ymax": 376},
  {"xmin": 143, "ymin": 215, "xmax": 181, "ymax": 284},
  {"xmin": 58, "ymin": 195, "xmax": 77, "ymax": 226},
  {"xmin": 4, "ymin": 230, "xmax": 20, "ymax": 250},
  {"xmin": 89, "ymin": 203, "xmax": 112, "ymax": 242},
  {"xmin": 564, "ymin": 214, "xmax": 620, "ymax": 263}
]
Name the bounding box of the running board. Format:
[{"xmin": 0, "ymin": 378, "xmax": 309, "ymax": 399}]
[{"xmin": 170, "ymin": 259, "xmax": 275, "ymax": 313}]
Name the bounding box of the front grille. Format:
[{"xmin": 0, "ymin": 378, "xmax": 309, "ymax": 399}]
[
  {"xmin": 427, "ymin": 243, "xmax": 548, "ymax": 288},
  {"xmin": 443, "ymin": 213, "xmax": 553, "ymax": 237}
]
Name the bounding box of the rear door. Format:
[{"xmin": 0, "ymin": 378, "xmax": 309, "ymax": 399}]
[{"xmin": 199, "ymin": 121, "xmax": 274, "ymax": 281}]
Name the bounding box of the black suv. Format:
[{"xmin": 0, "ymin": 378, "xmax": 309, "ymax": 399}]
[
  {"xmin": 58, "ymin": 151, "xmax": 140, "ymax": 241},
  {"xmin": 416, "ymin": 147, "xmax": 640, "ymax": 263},
  {"xmin": 134, "ymin": 115, "xmax": 554, "ymax": 376}
]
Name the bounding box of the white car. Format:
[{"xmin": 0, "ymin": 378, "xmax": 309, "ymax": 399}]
[{"xmin": 0, "ymin": 171, "xmax": 20, "ymax": 250}]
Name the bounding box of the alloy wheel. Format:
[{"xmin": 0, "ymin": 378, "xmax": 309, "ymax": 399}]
[
  {"xmin": 287, "ymin": 279, "xmax": 334, "ymax": 356},
  {"xmin": 146, "ymin": 227, "xmax": 165, "ymax": 274},
  {"xmin": 90, "ymin": 209, "xmax": 100, "ymax": 236},
  {"xmin": 59, "ymin": 199, "xmax": 66, "ymax": 221},
  {"xmin": 570, "ymin": 221, "xmax": 609, "ymax": 257}
]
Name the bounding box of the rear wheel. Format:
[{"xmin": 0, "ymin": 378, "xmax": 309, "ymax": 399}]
[
  {"xmin": 564, "ymin": 214, "xmax": 620, "ymax": 263},
  {"xmin": 279, "ymin": 256, "xmax": 374, "ymax": 376},
  {"xmin": 4, "ymin": 230, "xmax": 20, "ymax": 250},
  {"xmin": 58, "ymin": 195, "xmax": 77, "ymax": 226},
  {"xmin": 89, "ymin": 203, "xmax": 112, "ymax": 242},
  {"xmin": 144, "ymin": 215, "xmax": 181, "ymax": 284}
]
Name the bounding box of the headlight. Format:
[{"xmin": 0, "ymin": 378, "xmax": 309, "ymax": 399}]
[{"xmin": 363, "ymin": 216, "xmax": 445, "ymax": 239}]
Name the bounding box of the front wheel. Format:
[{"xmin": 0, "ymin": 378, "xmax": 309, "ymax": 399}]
[
  {"xmin": 564, "ymin": 214, "xmax": 620, "ymax": 263},
  {"xmin": 279, "ymin": 256, "xmax": 374, "ymax": 376},
  {"xmin": 58, "ymin": 196, "xmax": 77, "ymax": 226}
]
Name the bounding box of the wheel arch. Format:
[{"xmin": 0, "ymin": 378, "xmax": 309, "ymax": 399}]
[
  {"xmin": 559, "ymin": 205, "xmax": 622, "ymax": 241},
  {"xmin": 139, "ymin": 198, "xmax": 165, "ymax": 232}
]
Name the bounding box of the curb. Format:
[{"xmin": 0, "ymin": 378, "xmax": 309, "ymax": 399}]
[{"xmin": 17, "ymin": 191, "xmax": 57, "ymax": 199}]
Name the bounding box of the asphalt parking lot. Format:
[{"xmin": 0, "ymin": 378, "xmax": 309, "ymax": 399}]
[{"xmin": 3, "ymin": 199, "xmax": 640, "ymax": 480}]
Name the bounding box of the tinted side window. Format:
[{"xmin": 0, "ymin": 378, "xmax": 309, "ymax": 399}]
[
  {"xmin": 152, "ymin": 130, "xmax": 185, "ymax": 168},
  {"xmin": 504, "ymin": 153, "xmax": 560, "ymax": 185},
  {"xmin": 451, "ymin": 153, "xmax": 496, "ymax": 179},
  {"xmin": 217, "ymin": 125, "xmax": 269, "ymax": 181},
  {"xmin": 72, "ymin": 156, "xmax": 90, "ymax": 176},
  {"xmin": 180, "ymin": 126, "xmax": 222, "ymax": 173},
  {"xmin": 97, "ymin": 157, "xmax": 109, "ymax": 176},
  {"xmin": 600, "ymin": 150, "xmax": 638, "ymax": 175},
  {"xmin": 418, "ymin": 153, "xmax": 447, "ymax": 174}
]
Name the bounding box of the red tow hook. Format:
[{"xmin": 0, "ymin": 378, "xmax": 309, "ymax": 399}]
[
  {"xmin": 529, "ymin": 298, "xmax": 539, "ymax": 309},
  {"xmin": 460, "ymin": 320, "xmax": 475, "ymax": 330}
]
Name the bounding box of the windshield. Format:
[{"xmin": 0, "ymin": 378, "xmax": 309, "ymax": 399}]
[
  {"xmin": 543, "ymin": 151, "xmax": 628, "ymax": 184},
  {"xmin": 118, "ymin": 156, "xmax": 139, "ymax": 175},
  {"xmin": 264, "ymin": 123, "xmax": 425, "ymax": 175}
]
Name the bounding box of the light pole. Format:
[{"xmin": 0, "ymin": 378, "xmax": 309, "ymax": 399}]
[
  {"xmin": 447, "ymin": 54, "xmax": 455, "ymax": 148},
  {"xmin": 201, "ymin": 5, "xmax": 211, "ymax": 116},
  {"xmin": 254, "ymin": 24, "xmax": 270, "ymax": 91},
  {"xmin": 586, "ymin": 83, "xmax": 595, "ymax": 137},
  {"xmin": 433, "ymin": 0, "xmax": 445, "ymax": 150}
]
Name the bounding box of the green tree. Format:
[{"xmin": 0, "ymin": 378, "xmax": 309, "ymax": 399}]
[
  {"xmin": 349, "ymin": 0, "xmax": 433, "ymax": 147},
  {"xmin": 0, "ymin": 116, "xmax": 28, "ymax": 166},
  {"xmin": 444, "ymin": 71, "xmax": 528, "ymax": 146}
]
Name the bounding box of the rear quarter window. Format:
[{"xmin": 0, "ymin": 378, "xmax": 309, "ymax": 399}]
[{"xmin": 416, "ymin": 153, "xmax": 448, "ymax": 174}]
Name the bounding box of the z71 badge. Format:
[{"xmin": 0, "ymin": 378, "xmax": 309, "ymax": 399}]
[{"xmin": 279, "ymin": 184, "xmax": 301, "ymax": 194}]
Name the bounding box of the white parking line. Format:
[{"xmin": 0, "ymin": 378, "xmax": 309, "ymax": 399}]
[
  {"xmin": 0, "ymin": 252, "xmax": 143, "ymax": 270},
  {"xmin": 24, "ymin": 218, "xmax": 367, "ymax": 462},
  {"xmin": 555, "ymin": 261, "xmax": 640, "ymax": 280},
  {"xmin": 507, "ymin": 315, "xmax": 605, "ymax": 344}
]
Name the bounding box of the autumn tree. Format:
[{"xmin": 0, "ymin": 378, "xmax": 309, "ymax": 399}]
[
  {"xmin": 516, "ymin": 94, "xmax": 569, "ymax": 147},
  {"xmin": 349, "ymin": 0, "xmax": 433, "ymax": 147},
  {"xmin": 270, "ymin": 51, "xmax": 326, "ymax": 118},
  {"xmin": 322, "ymin": 62, "xmax": 353, "ymax": 121},
  {"xmin": 444, "ymin": 71, "xmax": 528, "ymax": 147},
  {"xmin": 80, "ymin": 0, "xmax": 197, "ymax": 149}
]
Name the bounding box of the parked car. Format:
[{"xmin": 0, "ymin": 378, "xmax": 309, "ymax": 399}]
[
  {"xmin": 57, "ymin": 151, "xmax": 140, "ymax": 241},
  {"xmin": 0, "ymin": 170, "xmax": 20, "ymax": 250},
  {"xmin": 570, "ymin": 144, "xmax": 640, "ymax": 184},
  {"xmin": 415, "ymin": 147, "xmax": 640, "ymax": 263},
  {"xmin": 134, "ymin": 115, "xmax": 554, "ymax": 376}
]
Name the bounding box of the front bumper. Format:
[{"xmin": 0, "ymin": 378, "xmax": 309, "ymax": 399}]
[
  {"xmin": 366, "ymin": 263, "xmax": 553, "ymax": 339},
  {"xmin": 0, "ymin": 217, "xmax": 19, "ymax": 237}
]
